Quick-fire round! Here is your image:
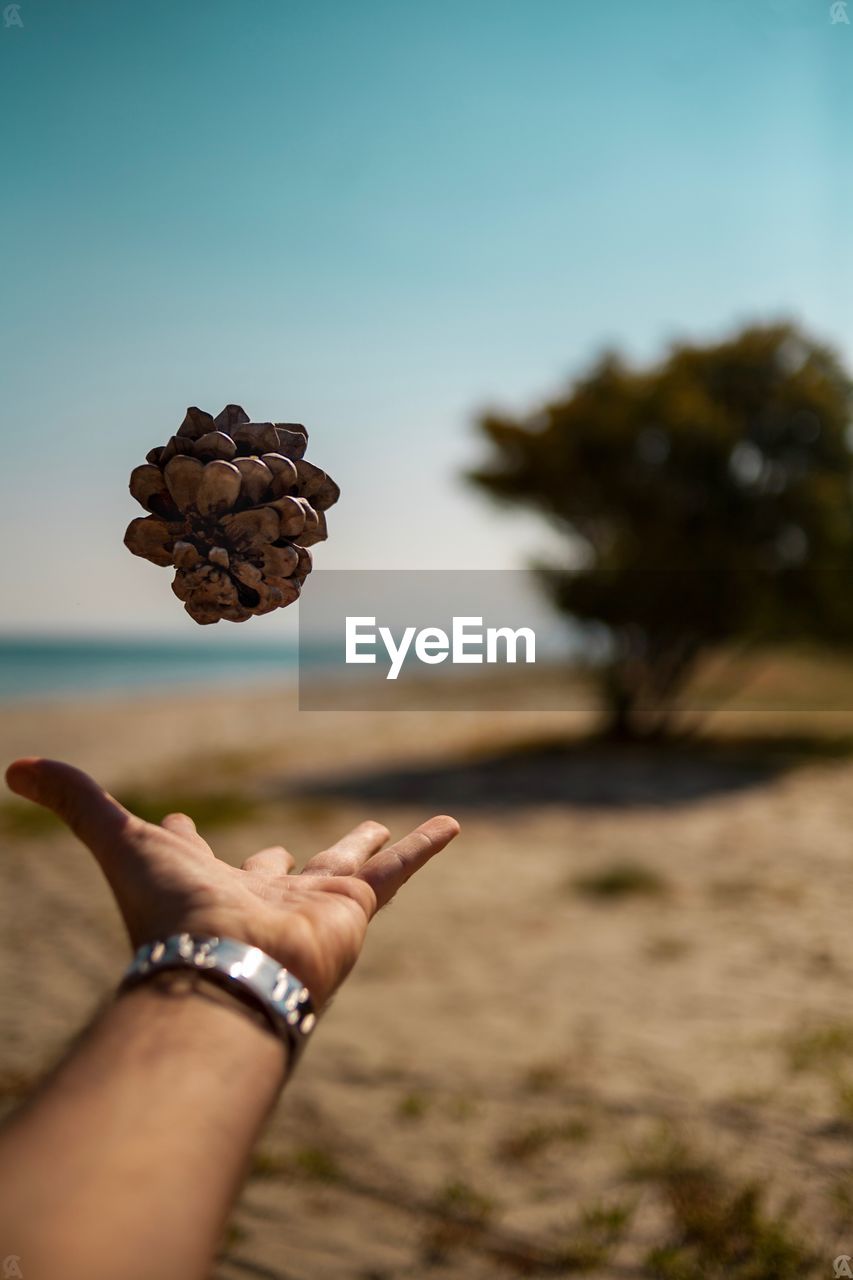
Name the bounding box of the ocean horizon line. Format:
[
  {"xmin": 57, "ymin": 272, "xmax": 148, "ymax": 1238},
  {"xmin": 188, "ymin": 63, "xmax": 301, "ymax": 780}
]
[{"xmin": 0, "ymin": 634, "xmax": 334, "ymax": 702}]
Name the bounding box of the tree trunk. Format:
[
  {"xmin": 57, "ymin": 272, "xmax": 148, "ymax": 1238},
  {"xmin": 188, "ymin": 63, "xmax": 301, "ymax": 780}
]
[
  {"xmin": 599, "ymin": 637, "xmax": 703, "ymax": 741},
  {"xmin": 600, "ymin": 666, "xmax": 642, "ymax": 740}
]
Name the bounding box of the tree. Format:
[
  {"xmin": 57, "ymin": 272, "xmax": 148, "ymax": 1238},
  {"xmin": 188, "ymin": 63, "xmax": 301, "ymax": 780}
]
[{"xmin": 467, "ymin": 322, "xmax": 853, "ymax": 738}]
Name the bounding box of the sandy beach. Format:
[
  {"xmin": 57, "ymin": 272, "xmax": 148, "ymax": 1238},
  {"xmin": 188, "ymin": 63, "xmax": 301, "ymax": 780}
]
[{"xmin": 2, "ymin": 676, "xmax": 853, "ymax": 1278}]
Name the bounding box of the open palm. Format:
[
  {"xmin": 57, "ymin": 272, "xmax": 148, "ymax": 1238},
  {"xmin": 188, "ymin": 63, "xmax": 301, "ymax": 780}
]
[{"xmin": 5, "ymin": 758, "xmax": 460, "ymax": 1008}]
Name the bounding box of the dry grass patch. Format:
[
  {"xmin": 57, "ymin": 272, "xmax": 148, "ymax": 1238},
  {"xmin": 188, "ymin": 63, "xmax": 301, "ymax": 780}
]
[
  {"xmin": 572, "ymin": 861, "xmax": 669, "ymax": 901},
  {"xmin": 786, "ymin": 1022, "xmax": 853, "ymax": 1075},
  {"xmin": 495, "ymin": 1117, "xmax": 592, "ymax": 1163},
  {"xmin": 630, "ymin": 1135, "xmax": 817, "ymax": 1279},
  {"xmin": 396, "ymin": 1088, "xmax": 432, "ymax": 1121}
]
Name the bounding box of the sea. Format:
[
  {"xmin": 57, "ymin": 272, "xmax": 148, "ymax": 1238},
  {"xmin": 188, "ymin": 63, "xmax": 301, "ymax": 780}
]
[{"xmin": 0, "ymin": 636, "xmax": 324, "ymax": 702}]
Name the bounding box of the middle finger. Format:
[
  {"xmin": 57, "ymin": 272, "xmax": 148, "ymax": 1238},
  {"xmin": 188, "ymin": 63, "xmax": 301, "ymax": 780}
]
[{"xmin": 301, "ymin": 820, "xmax": 390, "ymax": 877}]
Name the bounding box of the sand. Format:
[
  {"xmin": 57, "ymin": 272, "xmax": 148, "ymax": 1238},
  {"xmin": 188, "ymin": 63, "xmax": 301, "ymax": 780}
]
[{"xmin": 1, "ymin": 680, "xmax": 853, "ymax": 1278}]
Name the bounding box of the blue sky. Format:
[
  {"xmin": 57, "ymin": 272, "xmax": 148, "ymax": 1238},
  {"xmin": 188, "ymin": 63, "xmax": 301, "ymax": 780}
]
[{"xmin": 0, "ymin": 0, "xmax": 848, "ymax": 636}]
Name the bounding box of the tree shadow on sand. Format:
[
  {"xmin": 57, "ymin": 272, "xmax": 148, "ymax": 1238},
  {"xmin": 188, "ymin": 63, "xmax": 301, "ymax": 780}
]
[{"xmin": 279, "ymin": 735, "xmax": 852, "ymax": 812}]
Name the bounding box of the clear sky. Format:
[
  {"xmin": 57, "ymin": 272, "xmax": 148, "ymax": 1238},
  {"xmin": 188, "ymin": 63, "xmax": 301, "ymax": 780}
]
[{"xmin": 0, "ymin": 0, "xmax": 849, "ymax": 637}]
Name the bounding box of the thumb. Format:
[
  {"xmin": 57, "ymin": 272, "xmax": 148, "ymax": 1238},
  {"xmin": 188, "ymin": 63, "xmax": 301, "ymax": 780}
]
[{"xmin": 5, "ymin": 758, "xmax": 138, "ymax": 864}]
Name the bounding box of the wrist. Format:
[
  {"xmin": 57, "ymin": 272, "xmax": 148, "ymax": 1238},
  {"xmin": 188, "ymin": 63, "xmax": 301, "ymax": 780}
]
[
  {"xmin": 116, "ymin": 974, "xmax": 291, "ymax": 1082},
  {"xmin": 119, "ymin": 933, "xmax": 317, "ymax": 1074},
  {"xmin": 138, "ymin": 968, "xmax": 282, "ymax": 1038}
]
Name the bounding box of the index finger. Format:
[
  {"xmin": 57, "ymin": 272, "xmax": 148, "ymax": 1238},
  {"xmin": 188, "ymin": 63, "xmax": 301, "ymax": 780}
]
[
  {"xmin": 356, "ymin": 815, "xmax": 460, "ymax": 912},
  {"xmin": 5, "ymin": 757, "xmax": 139, "ymax": 866}
]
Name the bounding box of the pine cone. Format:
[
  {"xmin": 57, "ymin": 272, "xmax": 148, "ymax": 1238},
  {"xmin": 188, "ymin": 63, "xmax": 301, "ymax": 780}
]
[{"xmin": 123, "ymin": 405, "xmax": 339, "ymax": 625}]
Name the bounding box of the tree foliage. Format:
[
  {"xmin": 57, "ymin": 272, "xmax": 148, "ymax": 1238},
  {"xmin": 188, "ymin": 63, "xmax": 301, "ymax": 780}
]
[{"xmin": 468, "ymin": 323, "xmax": 853, "ymax": 737}]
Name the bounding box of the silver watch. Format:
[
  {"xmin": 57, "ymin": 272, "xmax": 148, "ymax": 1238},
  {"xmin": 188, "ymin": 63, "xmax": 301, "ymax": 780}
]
[{"xmin": 120, "ymin": 934, "xmax": 316, "ymax": 1067}]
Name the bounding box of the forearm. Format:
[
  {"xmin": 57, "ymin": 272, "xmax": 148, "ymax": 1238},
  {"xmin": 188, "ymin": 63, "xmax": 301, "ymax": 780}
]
[
  {"xmin": 0, "ymin": 756, "xmax": 459, "ymax": 1280},
  {"xmin": 0, "ymin": 977, "xmax": 288, "ymax": 1280}
]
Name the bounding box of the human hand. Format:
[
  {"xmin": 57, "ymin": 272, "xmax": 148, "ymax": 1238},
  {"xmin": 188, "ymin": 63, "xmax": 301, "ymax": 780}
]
[{"xmin": 5, "ymin": 758, "xmax": 460, "ymax": 1008}]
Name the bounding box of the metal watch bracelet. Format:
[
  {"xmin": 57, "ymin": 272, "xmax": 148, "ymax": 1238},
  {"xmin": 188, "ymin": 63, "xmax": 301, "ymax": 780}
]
[{"xmin": 119, "ymin": 934, "xmax": 317, "ymax": 1067}]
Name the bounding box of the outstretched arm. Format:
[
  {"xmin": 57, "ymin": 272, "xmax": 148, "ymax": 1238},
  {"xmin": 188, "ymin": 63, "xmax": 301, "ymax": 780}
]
[{"xmin": 0, "ymin": 757, "xmax": 459, "ymax": 1280}]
